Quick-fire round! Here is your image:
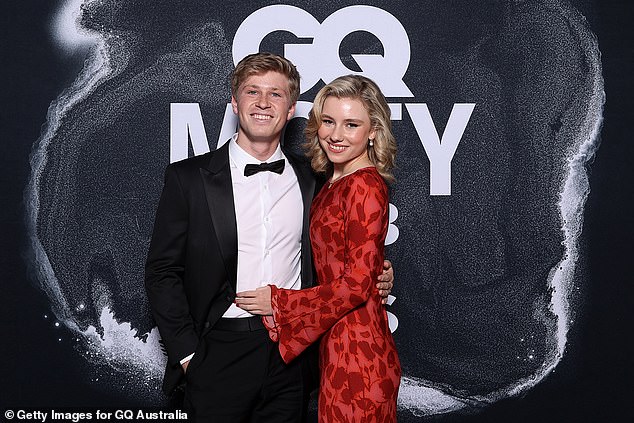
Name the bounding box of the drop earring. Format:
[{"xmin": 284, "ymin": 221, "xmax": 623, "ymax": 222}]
[{"xmin": 369, "ymin": 139, "xmax": 374, "ymax": 147}]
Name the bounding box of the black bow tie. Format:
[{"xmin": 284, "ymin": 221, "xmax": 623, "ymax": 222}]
[{"xmin": 244, "ymin": 159, "xmax": 285, "ymax": 177}]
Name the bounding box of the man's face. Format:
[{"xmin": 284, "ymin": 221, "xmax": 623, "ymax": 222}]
[{"xmin": 231, "ymin": 71, "xmax": 296, "ymax": 148}]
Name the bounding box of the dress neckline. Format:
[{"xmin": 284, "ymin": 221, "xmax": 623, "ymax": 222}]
[{"xmin": 327, "ymin": 166, "xmax": 376, "ymax": 188}]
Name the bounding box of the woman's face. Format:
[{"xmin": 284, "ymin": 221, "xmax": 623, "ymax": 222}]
[{"xmin": 317, "ymin": 96, "xmax": 376, "ymax": 174}]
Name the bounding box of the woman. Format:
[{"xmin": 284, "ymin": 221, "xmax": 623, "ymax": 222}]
[{"xmin": 236, "ymin": 75, "xmax": 400, "ymax": 422}]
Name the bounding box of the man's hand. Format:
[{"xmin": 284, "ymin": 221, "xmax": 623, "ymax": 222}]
[
  {"xmin": 235, "ymin": 286, "xmax": 273, "ymax": 315},
  {"xmin": 377, "ymin": 259, "xmax": 394, "ymax": 304}
]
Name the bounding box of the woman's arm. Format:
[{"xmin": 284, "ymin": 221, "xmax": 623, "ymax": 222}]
[{"xmin": 237, "ymin": 173, "xmax": 389, "ymax": 363}]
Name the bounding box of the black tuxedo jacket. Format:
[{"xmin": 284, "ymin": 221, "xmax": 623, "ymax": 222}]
[{"xmin": 145, "ymin": 142, "xmax": 318, "ymax": 394}]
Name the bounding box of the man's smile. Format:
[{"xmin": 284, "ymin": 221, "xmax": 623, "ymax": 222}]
[{"xmin": 251, "ymin": 113, "xmax": 273, "ymax": 121}]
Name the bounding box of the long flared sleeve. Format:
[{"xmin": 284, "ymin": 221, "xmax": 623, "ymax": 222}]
[{"xmin": 263, "ymin": 171, "xmax": 388, "ymax": 363}]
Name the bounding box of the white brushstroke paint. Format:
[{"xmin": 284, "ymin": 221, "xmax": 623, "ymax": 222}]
[{"xmin": 51, "ymin": 0, "xmax": 99, "ymax": 53}]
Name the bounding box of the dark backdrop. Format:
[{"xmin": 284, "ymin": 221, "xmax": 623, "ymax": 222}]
[{"xmin": 2, "ymin": 1, "xmax": 632, "ymax": 421}]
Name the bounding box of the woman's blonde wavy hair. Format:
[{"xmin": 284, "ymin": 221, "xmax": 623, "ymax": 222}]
[{"xmin": 304, "ymin": 75, "xmax": 396, "ymax": 183}]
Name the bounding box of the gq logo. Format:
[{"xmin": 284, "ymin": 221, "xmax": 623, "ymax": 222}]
[{"xmin": 233, "ymin": 5, "xmax": 412, "ymax": 97}]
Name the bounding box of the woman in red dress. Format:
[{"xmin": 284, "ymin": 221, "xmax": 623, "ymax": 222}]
[{"xmin": 237, "ymin": 75, "xmax": 400, "ymax": 422}]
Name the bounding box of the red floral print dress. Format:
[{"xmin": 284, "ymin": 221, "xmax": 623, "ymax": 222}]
[{"xmin": 263, "ymin": 167, "xmax": 401, "ymax": 423}]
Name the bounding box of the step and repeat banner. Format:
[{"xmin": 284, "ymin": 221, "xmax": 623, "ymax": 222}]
[{"xmin": 6, "ymin": 0, "xmax": 629, "ymax": 421}]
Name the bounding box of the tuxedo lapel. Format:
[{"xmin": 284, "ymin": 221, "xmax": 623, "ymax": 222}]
[
  {"xmin": 284, "ymin": 150, "xmax": 317, "ymax": 289},
  {"xmin": 200, "ymin": 143, "xmax": 238, "ymax": 294}
]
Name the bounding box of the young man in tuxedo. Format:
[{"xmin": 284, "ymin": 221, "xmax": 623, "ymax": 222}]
[{"xmin": 145, "ymin": 52, "xmax": 394, "ymax": 422}]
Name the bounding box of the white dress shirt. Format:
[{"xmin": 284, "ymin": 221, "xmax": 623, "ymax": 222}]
[{"xmin": 223, "ymin": 135, "xmax": 303, "ymax": 318}]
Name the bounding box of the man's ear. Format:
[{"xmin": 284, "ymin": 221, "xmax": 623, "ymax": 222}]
[
  {"xmin": 286, "ymin": 102, "xmax": 296, "ymax": 121},
  {"xmin": 231, "ymin": 95, "xmax": 239, "ymax": 115}
]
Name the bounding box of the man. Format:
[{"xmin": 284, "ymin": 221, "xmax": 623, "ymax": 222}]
[{"xmin": 145, "ymin": 52, "xmax": 393, "ymax": 422}]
